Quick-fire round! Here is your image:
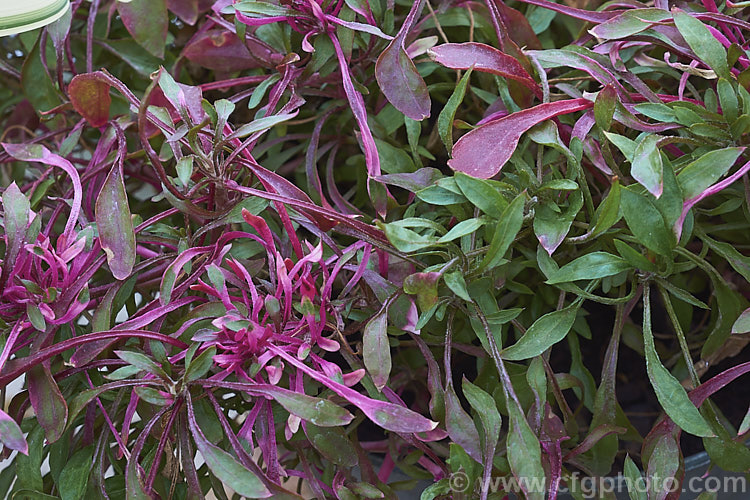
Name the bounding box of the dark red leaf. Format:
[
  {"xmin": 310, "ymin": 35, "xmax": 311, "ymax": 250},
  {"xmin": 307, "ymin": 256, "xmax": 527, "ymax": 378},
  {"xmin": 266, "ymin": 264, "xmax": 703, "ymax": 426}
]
[
  {"xmin": 68, "ymin": 73, "xmax": 112, "ymax": 127},
  {"xmin": 449, "ymin": 98, "xmax": 592, "ymax": 178}
]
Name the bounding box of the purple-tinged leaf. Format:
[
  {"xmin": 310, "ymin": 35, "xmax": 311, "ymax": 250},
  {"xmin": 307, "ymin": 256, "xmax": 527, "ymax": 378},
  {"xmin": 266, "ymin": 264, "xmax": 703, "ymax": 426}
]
[
  {"xmin": 270, "ymin": 346, "xmax": 437, "ymax": 434},
  {"xmin": 117, "ymin": 0, "xmax": 168, "ymax": 58},
  {"xmin": 373, "ymin": 168, "xmax": 442, "ymax": 192},
  {"xmin": 675, "ymin": 156, "xmax": 750, "ymax": 239},
  {"xmin": 444, "ymin": 383, "xmax": 482, "ymax": 463},
  {"xmin": 183, "ymin": 30, "xmax": 262, "ymax": 72},
  {"xmin": 0, "ymin": 409, "xmax": 28, "ymax": 455},
  {"xmin": 429, "ymin": 42, "xmax": 542, "ymax": 100},
  {"xmin": 96, "ymin": 160, "xmax": 135, "ymax": 281},
  {"xmin": 28, "ymin": 364, "xmax": 68, "ymax": 443},
  {"xmin": 676, "ymin": 147, "xmax": 745, "ymax": 201},
  {"xmin": 363, "ymin": 305, "xmax": 391, "ymax": 391},
  {"xmin": 375, "ymin": 0, "xmax": 430, "ymax": 120},
  {"xmin": 3, "ymin": 143, "xmax": 82, "ymax": 242},
  {"xmin": 646, "ymin": 434, "xmax": 680, "ymax": 500},
  {"xmin": 186, "ymin": 394, "xmax": 272, "ymax": 497},
  {"xmin": 589, "ymin": 8, "xmax": 672, "ymax": 40},
  {"xmin": 564, "ymin": 424, "xmax": 626, "ymax": 461},
  {"xmin": 513, "ymin": 0, "xmax": 615, "ymax": 23},
  {"xmin": 631, "ymin": 134, "xmax": 664, "ymax": 198},
  {"xmin": 448, "ymin": 98, "xmax": 592, "ymax": 178},
  {"xmin": 68, "ymin": 73, "xmax": 111, "ymax": 127},
  {"xmin": 403, "ymin": 272, "xmax": 440, "ymax": 312}
]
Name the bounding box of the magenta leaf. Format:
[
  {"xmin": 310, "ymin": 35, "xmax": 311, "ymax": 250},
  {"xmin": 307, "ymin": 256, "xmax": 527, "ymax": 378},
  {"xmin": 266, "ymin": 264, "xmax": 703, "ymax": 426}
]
[
  {"xmin": 117, "ymin": 0, "xmax": 168, "ymax": 58},
  {"xmin": 68, "ymin": 73, "xmax": 112, "ymax": 127},
  {"xmin": 429, "ymin": 42, "xmax": 542, "ymax": 100},
  {"xmin": 449, "ymin": 98, "xmax": 592, "ymax": 178},
  {"xmin": 95, "ymin": 160, "xmax": 136, "ymax": 281},
  {"xmin": 0, "ymin": 409, "xmax": 28, "ymax": 455},
  {"xmin": 375, "ymin": 0, "xmax": 430, "ymax": 120},
  {"xmin": 3, "ymin": 143, "xmax": 82, "ymax": 242}
]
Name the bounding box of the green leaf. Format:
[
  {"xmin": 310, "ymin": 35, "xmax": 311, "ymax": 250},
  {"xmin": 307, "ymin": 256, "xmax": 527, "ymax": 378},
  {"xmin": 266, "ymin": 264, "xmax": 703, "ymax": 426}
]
[
  {"xmin": 673, "ymin": 9, "xmax": 730, "ymax": 79},
  {"xmin": 462, "ymin": 378, "xmax": 501, "ymax": 455},
  {"xmin": 506, "ymin": 398, "xmax": 545, "ymax": 500},
  {"xmin": 591, "ymin": 180, "xmax": 621, "ymax": 236},
  {"xmin": 59, "ymin": 447, "xmax": 94, "ymax": 500},
  {"xmin": 454, "ymin": 172, "xmax": 508, "ymax": 218},
  {"xmin": 620, "ymin": 188, "xmax": 673, "ymax": 256},
  {"xmin": 187, "ymin": 397, "xmax": 271, "ymax": 498},
  {"xmin": 717, "ymin": 78, "xmax": 739, "ymax": 123},
  {"xmin": 21, "ymin": 33, "xmax": 62, "ymax": 114},
  {"xmin": 676, "ymin": 147, "xmax": 745, "ymax": 201},
  {"xmin": 613, "ymin": 239, "xmax": 657, "ymax": 272},
  {"xmin": 437, "ymin": 218, "xmax": 485, "ymax": 243},
  {"xmin": 642, "ymin": 286, "xmax": 714, "ymax": 437},
  {"xmin": 228, "ymin": 113, "xmax": 297, "ymax": 139},
  {"xmin": 380, "ymin": 223, "xmax": 436, "ymax": 252},
  {"xmin": 115, "ymin": 350, "xmax": 170, "ymax": 381},
  {"xmin": 546, "ymin": 252, "xmax": 631, "ymax": 284},
  {"xmin": 96, "ymin": 161, "xmax": 136, "ymax": 280},
  {"xmin": 362, "ymin": 306, "xmax": 391, "ymax": 391},
  {"xmin": 184, "ymin": 346, "xmax": 216, "ymax": 382},
  {"xmin": 603, "ymin": 132, "xmax": 636, "ymax": 161},
  {"xmin": 623, "ymin": 455, "xmax": 646, "ymax": 500},
  {"xmin": 631, "ymin": 134, "xmax": 663, "ymax": 198},
  {"xmin": 733, "ymin": 308, "xmax": 750, "ymax": 334},
  {"xmin": 305, "ymin": 424, "xmax": 358, "ymax": 467},
  {"xmin": 438, "ymin": 69, "xmax": 472, "ymax": 153},
  {"xmin": 501, "ymin": 304, "xmax": 579, "ymax": 360},
  {"xmin": 26, "ymin": 304, "xmax": 46, "ymax": 332},
  {"xmin": 444, "ymin": 272, "xmax": 472, "ymax": 301},
  {"xmin": 260, "ymin": 386, "xmax": 354, "ymax": 426},
  {"xmin": 594, "ymin": 85, "xmax": 617, "ymax": 130},
  {"xmin": 481, "ymin": 192, "xmax": 525, "ymax": 269}
]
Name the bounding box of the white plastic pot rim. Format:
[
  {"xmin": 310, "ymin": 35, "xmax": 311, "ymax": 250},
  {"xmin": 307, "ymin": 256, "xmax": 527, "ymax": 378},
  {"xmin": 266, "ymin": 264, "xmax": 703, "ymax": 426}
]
[{"xmin": 0, "ymin": 0, "xmax": 70, "ymax": 37}]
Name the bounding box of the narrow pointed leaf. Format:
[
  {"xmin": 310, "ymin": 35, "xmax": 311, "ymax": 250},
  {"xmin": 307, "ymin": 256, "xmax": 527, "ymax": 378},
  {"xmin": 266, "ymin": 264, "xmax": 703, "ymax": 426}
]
[
  {"xmin": 0, "ymin": 409, "xmax": 28, "ymax": 455},
  {"xmin": 187, "ymin": 396, "xmax": 271, "ymax": 498},
  {"xmin": 501, "ymin": 305, "xmax": 579, "ymax": 360},
  {"xmin": 375, "ymin": 0, "xmax": 430, "ymax": 120},
  {"xmin": 546, "ymin": 252, "xmax": 631, "ymax": 284},
  {"xmin": 96, "ymin": 162, "xmax": 136, "ymax": 280},
  {"xmin": 362, "ymin": 307, "xmax": 391, "ymax": 391},
  {"xmin": 643, "ymin": 286, "xmax": 714, "ymax": 437},
  {"xmin": 631, "ymin": 134, "xmax": 663, "ymax": 198}
]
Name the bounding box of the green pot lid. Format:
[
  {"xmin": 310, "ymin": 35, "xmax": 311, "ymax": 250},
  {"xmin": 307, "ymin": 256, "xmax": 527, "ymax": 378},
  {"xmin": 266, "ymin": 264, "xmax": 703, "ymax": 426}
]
[{"xmin": 0, "ymin": 0, "xmax": 70, "ymax": 37}]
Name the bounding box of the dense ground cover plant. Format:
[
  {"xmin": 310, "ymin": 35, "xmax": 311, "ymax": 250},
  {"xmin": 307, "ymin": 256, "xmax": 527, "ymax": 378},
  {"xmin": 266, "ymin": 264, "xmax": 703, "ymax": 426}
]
[{"xmin": 2, "ymin": 0, "xmax": 750, "ymax": 498}]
